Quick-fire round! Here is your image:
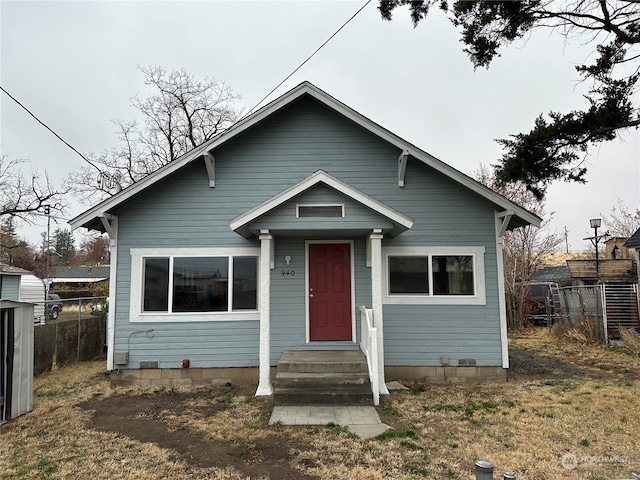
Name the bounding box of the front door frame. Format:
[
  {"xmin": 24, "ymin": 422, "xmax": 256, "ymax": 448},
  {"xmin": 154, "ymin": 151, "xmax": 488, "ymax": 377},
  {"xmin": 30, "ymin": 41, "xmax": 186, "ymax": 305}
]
[{"xmin": 305, "ymin": 240, "xmax": 356, "ymax": 343}]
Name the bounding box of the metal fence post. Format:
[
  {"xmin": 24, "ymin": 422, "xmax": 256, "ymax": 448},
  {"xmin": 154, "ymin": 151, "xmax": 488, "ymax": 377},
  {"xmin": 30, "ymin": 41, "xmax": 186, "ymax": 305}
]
[
  {"xmin": 77, "ymin": 297, "xmax": 82, "ymax": 363},
  {"xmin": 503, "ymin": 471, "xmax": 517, "ymax": 480},
  {"xmin": 475, "ymin": 459, "xmax": 494, "ymax": 480}
]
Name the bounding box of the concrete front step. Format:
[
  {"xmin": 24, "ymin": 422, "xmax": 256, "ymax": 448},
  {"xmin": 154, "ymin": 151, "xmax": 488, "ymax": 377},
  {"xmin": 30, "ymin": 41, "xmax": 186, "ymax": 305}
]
[
  {"xmin": 273, "ymin": 389, "xmax": 373, "ymax": 406},
  {"xmin": 274, "ymin": 350, "xmax": 373, "ymax": 406},
  {"xmin": 277, "ymin": 350, "xmax": 369, "ymax": 374}
]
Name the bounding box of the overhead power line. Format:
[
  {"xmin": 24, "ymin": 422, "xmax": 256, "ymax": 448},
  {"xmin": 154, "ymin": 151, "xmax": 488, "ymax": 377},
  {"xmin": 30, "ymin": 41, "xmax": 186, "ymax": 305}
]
[
  {"xmin": 0, "ymin": 85, "xmax": 102, "ymax": 173},
  {"xmin": 244, "ymin": 0, "xmax": 372, "ymax": 118}
]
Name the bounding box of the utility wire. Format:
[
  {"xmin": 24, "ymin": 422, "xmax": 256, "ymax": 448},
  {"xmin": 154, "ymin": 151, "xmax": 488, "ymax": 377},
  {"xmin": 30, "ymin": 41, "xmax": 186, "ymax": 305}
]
[
  {"xmin": 0, "ymin": 85, "xmax": 102, "ymax": 173},
  {"xmin": 243, "ymin": 0, "xmax": 372, "ymax": 119},
  {"xmin": 1, "ymin": 0, "xmax": 371, "ymax": 173}
]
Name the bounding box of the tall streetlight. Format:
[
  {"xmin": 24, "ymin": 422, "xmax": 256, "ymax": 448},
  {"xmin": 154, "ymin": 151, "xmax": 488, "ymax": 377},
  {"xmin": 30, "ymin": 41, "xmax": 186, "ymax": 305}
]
[
  {"xmin": 44, "ymin": 204, "xmax": 50, "ymax": 298},
  {"xmin": 589, "ymin": 218, "xmax": 602, "ymax": 280}
]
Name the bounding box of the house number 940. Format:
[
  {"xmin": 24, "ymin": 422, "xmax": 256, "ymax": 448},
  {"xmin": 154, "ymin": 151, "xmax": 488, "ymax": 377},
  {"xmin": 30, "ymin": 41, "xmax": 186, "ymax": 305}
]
[{"xmin": 281, "ymin": 269, "xmax": 295, "ymax": 276}]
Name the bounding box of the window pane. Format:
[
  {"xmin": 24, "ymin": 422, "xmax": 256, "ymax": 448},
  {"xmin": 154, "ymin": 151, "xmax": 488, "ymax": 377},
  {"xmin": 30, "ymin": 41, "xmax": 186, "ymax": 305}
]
[
  {"xmin": 173, "ymin": 257, "xmax": 228, "ymax": 312},
  {"xmin": 389, "ymin": 256, "xmax": 429, "ymax": 294},
  {"xmin": 432, "ymin": 256, "xmax": 474, "ymax": 295},
  {"xmin": 143, "ymin": 258, "xmax": 169, "ymax": 311},
  {"xmin": 233, "ymin": 257, "xmax": 258, "ymax": 310}
]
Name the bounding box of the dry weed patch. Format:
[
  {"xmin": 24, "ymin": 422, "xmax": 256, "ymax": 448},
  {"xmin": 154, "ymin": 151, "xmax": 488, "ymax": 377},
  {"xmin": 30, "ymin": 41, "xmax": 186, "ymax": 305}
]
[{"xmin": 1, "ymin": 330, "xmax": 639, "ymax": 479}]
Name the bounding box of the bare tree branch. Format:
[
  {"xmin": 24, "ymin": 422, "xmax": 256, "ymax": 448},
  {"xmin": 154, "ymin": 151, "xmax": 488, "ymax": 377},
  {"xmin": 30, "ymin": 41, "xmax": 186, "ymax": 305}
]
[{"xmin": 0, "ymin": 156, "xmax": 67, "ymax": 223}]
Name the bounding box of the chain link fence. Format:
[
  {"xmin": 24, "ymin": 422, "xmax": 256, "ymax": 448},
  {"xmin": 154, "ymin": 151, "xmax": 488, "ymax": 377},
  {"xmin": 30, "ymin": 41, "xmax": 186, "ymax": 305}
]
[{"xmin": 34, "ymin": 296, "xmax": 108, "ymax": 376}]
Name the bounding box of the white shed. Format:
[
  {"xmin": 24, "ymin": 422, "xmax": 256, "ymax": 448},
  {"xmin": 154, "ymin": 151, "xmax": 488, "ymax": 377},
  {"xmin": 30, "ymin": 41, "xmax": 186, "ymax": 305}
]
[{"xmin": 1, "ymin": 300, "xmax": 34, "ymax": 424}]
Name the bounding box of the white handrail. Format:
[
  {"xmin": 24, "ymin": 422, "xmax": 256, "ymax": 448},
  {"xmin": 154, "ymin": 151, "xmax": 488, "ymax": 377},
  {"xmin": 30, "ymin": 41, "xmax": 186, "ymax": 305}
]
[{"xmin": 359, "ymin": 305, "xmax": 379, "ymax": 405}]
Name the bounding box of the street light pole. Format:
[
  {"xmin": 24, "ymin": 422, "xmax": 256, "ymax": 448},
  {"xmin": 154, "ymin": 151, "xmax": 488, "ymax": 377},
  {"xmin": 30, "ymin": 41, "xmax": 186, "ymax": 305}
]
[
  {"xmin": 590, "ymin": 218, "xmax": 601, "ymax": 281},
  {"xmin": 45, "ymin": 204, "xmax": 50, "ymax": 298}
]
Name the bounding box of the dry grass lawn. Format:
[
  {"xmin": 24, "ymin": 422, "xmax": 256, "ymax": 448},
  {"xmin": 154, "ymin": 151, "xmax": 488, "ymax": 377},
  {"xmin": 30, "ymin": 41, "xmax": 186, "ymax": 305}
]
[{"xmin": 1, "ymin": 329, "xmax": 639, "ymax": 479}]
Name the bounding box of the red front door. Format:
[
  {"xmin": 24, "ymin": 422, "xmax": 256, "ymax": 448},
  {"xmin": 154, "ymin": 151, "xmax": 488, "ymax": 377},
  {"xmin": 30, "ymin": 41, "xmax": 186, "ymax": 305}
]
[{"xmin": 308, "ymin": 243, "xmax": 353, "ymax": 341}]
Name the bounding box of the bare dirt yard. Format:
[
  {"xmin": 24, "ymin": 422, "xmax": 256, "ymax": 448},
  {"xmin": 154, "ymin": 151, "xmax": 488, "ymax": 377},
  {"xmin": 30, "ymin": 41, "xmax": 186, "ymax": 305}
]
[{"xmin": 2, "ymin": 329, "xmax": 639, "ymax": 480}]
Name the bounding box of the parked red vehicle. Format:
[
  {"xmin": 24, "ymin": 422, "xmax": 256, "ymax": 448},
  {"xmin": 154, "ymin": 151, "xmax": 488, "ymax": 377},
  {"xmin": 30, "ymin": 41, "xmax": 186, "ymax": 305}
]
[{"xmin": 522, "ymin": 282, "xmax": 560, "ymax": 325}]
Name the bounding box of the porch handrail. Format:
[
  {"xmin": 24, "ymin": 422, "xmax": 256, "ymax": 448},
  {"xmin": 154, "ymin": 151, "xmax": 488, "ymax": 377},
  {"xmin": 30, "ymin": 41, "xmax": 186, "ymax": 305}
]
[{"xmin": 359, "ymin": 305, "xmax": 379, "ymax": 406}]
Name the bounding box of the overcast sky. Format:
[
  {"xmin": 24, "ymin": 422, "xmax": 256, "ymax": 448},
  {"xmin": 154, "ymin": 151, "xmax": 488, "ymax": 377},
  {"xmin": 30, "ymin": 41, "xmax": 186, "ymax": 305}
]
[{"xmin": 1, "ymin": 1, "xmax": 638, "ymax": 253}]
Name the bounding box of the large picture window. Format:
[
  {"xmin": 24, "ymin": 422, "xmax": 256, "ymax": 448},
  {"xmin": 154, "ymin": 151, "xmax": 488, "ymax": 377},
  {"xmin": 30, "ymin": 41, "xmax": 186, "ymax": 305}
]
[
  {"xmin": 384, "ymin": 247, "xmax": 486, "ymax": 305},
  {"xmin": 131, "ymin": 248, "xmax": 259, "ymax": 322}
]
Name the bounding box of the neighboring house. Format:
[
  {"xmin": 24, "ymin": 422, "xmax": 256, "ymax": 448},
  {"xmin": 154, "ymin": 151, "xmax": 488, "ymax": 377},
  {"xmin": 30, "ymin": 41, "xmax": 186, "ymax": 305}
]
[
  {"xmin": 566, "ymin": 259, "xmax": 637, "ymax": 286},
  {"xmin": 48, "ymin": 266, "xmax": 110, "ymax": 293},
  {"xmin": 605, "ymin": 237, "xmax": 633, "ymax": 260},
  {"xmin": 528, "ymin": 266, "xmax": 572, "ymax": 286},
  {"xmin": 566, "ymin": 237, "xmax": 638, "ymax": 286},
  {"xmin": 624, "ymin": 228, "xmax": 640, "ymax": 266},
  {"xmin": 70, "ymin": 82, "xmax": 540, "ymax": 396}
]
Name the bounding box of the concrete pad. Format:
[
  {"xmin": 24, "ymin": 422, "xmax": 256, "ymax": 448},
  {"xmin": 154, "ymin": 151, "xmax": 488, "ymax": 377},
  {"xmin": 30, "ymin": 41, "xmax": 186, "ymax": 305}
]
[
  {"xmin": 269, "ymin": 405, "xmax": 384, "ymax": 427},
  {"xmin": 386, "ymin": 381, "xmax": 409, "ymax": 391},
  {"xmin": 347, "ymin": 423, "xmax": 393, "ymax": 439}
]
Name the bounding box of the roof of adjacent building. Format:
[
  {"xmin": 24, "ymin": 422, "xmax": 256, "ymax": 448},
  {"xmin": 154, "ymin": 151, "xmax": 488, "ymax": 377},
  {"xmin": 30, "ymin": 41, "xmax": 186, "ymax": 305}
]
[
  {"xmin": 0, "ymin": 262, "xmax": 32, "ymax": 275},
  {"xmin": 624, "ymin": 228, "xmax": 640, "ymax": 248},
  {"xmin": 50, "ymin": 266, "xmax": 110, "ymax": 282},
  {"xmin": 70, "ymin": 81, "xmax": 541, "ymax": 234},
  {"xmin": 528, "ymin": 266, "xmax": 572, "ymax": 283}
]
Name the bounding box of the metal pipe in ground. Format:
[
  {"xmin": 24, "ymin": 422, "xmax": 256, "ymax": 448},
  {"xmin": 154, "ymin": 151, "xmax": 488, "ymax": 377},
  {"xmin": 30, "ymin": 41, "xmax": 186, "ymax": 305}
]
[
  {"xmin": 475, "ymin": 459, "xmax": 494, "ymax": 480},
  {"xmin": 503, "ymin": 472, "xmax": 517, "ymax": 480}
]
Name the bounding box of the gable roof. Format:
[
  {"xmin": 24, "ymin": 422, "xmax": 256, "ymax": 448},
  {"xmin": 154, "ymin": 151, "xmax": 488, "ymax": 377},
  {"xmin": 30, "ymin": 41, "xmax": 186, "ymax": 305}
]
[
  {"xmin": 70, "ymin": 81, "xmax": 540, "ymax": 232},
  {"xmin": 624, "ymin": 227, "xmax": 640, "ymax": 248},
  {"xmin": 230, "ymin": 170, "xmax": 414, "ymax": 238}
]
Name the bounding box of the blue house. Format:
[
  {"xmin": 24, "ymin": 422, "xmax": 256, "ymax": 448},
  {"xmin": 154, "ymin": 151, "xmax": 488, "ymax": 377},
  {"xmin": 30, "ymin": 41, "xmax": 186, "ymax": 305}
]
[{"xmin": 70, "ymin": 82, "xmax": 540, "ymax": 399}]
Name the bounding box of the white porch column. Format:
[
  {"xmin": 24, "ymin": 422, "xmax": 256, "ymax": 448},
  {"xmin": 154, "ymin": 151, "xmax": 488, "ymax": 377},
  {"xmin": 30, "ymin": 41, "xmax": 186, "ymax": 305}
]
[
  {"xmin": 369, "ymin": 229, "xmax": 389, "ymax": 395},
  {"xmin": 495, "ymin": 211, "xmax": 513, "ymax": 369},
  {"xmin": 256, "ymin": 229, "xmax": 273, "ymax": 396},
  {"xmin": 99, "ymin": 214, "xmax": 118, "ymax": 371}
]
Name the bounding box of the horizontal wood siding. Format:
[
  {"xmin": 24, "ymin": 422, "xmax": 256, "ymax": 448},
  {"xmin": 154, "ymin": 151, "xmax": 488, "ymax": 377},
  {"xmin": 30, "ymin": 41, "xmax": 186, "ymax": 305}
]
[{"xmin": 112, "ymin": 96, "xmax": 504, "ymax": 368}]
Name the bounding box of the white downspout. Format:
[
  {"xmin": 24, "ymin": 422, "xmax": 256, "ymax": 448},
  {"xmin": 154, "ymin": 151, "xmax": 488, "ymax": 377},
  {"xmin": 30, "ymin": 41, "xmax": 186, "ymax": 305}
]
[
  {"xmin": 369, "ymin": 229, "xmax": 389, "ymax": 395},
  {"xmin": 256, "ymin": 229, "xmax": 273, "ymax": 396}
]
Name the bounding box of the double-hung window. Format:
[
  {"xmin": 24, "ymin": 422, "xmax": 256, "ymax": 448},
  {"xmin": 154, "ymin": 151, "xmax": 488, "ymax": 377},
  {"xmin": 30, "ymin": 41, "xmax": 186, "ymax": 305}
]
[
  {"xmin": 130, "ymin": 248, "xmax": 259, "ymax": 322},
  {"xmin": 383, "ymin": 246, "xmax": 486, "ymax": 305}
]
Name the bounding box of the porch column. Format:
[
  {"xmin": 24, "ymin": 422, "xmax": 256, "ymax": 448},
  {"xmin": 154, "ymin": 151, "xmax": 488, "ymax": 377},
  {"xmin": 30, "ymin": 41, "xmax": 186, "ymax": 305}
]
[
  {"xmin": 99, "ymin": 214, "xmax": 118, "ymax": 371},
  {"xmin": 495, "ymin": 211, "xmax": 513, "ymax": 369},
  {"xmin": 256, "ymin": 229, "xmax": 273, "ymax": 396},
  {"xmin": 369, "ymin": 229, "xmax": 389, "ymax": 395}
]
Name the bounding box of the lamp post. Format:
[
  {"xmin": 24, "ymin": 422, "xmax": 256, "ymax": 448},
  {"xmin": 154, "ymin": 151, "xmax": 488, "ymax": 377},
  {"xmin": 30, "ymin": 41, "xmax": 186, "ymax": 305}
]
[
  {"xmin": 590, "ymin": 218, "xmax": 601, "ymax": 280},
  {"xmin": 44, "ymin": 204, "xmax": 51, "ymax": 298}
]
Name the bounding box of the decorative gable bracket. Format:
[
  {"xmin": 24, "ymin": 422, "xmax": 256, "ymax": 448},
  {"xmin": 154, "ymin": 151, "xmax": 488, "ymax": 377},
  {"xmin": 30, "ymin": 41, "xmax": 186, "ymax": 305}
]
[
  {"xmin": 496, "ymin": 210, "xmax": 514, "ymax": 238},
  {"xmin": 98, "ymin": 213, "xmax": 118, "ymax": 246},
  {"xmin": 398, "ymin": 150, "xmax": 409, "ymax": 187},
  {"xmin": 203, "ymin": 152, "xmax": 215, "ymax": 187}
]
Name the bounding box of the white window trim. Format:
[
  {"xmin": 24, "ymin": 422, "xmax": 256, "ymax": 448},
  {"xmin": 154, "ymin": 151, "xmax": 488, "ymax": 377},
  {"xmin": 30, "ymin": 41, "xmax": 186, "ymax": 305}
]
[
  {"xmin": 382, "ymin": 246, "xmax": 486, "ymax": 305},
  {"xmin": 296, "ymin": 203, "xmax": 345, "ymax": 218},
  {"xmin": 130, "ymin": 247, "xmax": 260, "ymax": 323}
]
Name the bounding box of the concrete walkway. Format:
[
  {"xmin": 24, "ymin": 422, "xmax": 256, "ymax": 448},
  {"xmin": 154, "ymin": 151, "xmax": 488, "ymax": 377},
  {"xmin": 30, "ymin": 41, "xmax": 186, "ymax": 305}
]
[{"xmin": 269, "ymin": 405, "xmax": 392, "ymax": 438}]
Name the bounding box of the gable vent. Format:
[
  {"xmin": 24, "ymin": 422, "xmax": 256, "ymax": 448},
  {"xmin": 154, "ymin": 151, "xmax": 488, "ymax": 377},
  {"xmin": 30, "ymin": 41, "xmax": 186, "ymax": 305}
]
[{"xmin": 297, "ymin": 205, "xmax": 344, "ymax": 218}]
